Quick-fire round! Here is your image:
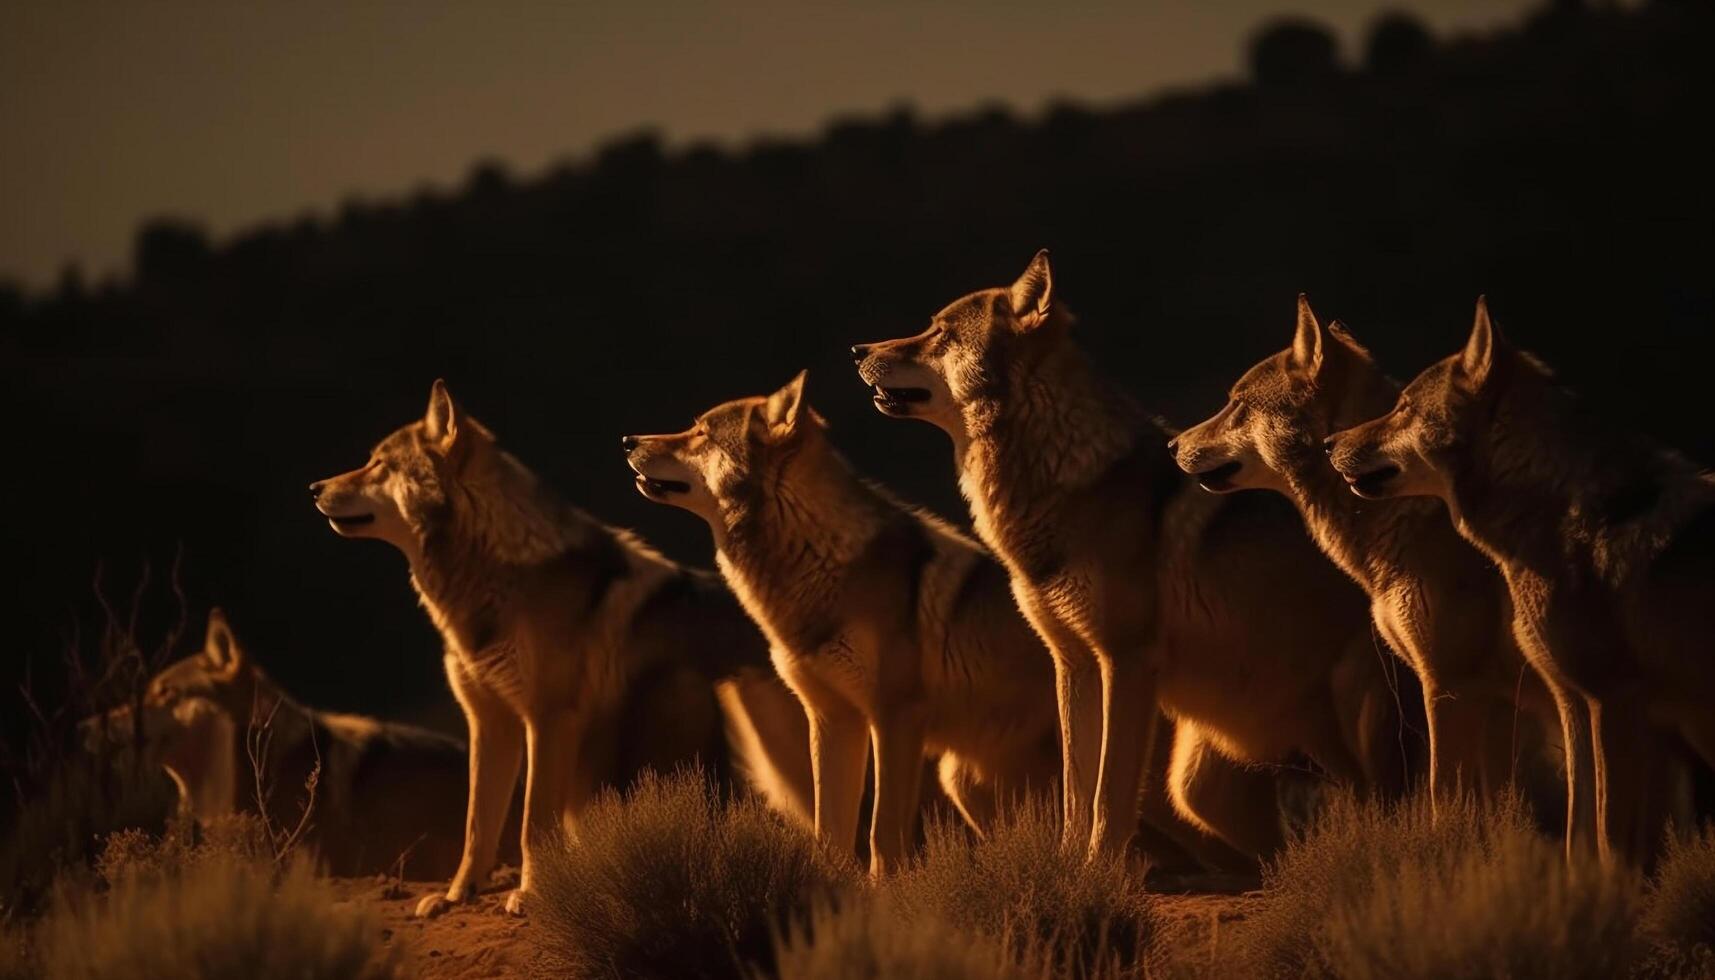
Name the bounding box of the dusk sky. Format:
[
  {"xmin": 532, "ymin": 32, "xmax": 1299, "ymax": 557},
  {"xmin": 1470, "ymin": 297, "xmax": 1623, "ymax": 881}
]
[{"xmin": 1, "ymin": 0, "xmax": 1540, "ymax": 289}]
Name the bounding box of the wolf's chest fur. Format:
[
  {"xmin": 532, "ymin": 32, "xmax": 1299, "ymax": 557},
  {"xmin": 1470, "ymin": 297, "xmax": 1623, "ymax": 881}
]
[{"xmin": 415, "ymin": 585, "xmax": 529, "ymax": 704}]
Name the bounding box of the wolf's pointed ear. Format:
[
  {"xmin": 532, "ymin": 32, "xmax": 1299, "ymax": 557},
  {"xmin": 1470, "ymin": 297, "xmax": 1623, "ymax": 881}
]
[
  {"xmin": 1326, "ymin": 319, "xmax": 1374, "ymax": 361},
  {"xmin": 424, "ymin": 379, "xmax": 460, "ymax": 448},
  {"xmin": 204, "ymin": 609, "xmax": 245, "ymax": 677},
  {"xmin": 1460, "ymin": 297, "xmax": 1497, "ymax": 388},
  {"xmin": 1290, "ymin": 294, "xmax": 1325, "ymax": 375},
  {"xmin": 1010, "ymin": 250, "xmax": 1054, "ymax": 325},
  {"xmin": 761, "ymin": 370, "xmax": 810, "ymax": 438}
]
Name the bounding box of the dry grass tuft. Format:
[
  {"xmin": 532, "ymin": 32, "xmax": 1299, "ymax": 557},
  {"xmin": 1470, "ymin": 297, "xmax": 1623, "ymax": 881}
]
[
  {"xmin": 0, "ymin": 753, "xmax": 174, "ymax": 917},
  {"xmin": 530, "ymin": 767, "xmax": 855, "ymax": 980},
  {"xmin": 774, "ymin": 893, "xmax": 1143, "ymax": 980},
  {"xmin": 882, "ymin": 798, "xmax": 1153, "ymax": 978},
  {"xmin": 92, "ymin": 814, "xmax": 271, "ymax": 889},
  {"xmin": 2, "ymin": 560, "xmax": 187, "ymax": 918},
  {"xmin": 1216, "ymin": 791, "xmax": 1642, "ymax": 980},
  {"xmin": 35, "ymin": 830, "xmax": 395, "ymax": 980},
  {"xmin": 1638, "ymin": 822, "xmax": 1715, "ymax": 979}
]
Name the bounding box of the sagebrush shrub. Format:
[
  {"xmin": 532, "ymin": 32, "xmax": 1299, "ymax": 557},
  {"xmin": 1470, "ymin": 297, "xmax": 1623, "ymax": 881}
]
[
  {"xmin": 776, "ymin": 893, "xmax": 1145, "ymax": 980},
  {"xmin": 38, "ymin": 849, "xmax": 394, "ymax": 980},
  {"xmin": 1638, "ymin": 823, "xmax": 1715, "ymax": 979},
  {"xmin": 530, "ymin": 768, "xmax": 855, "ymax": 980},
  {"xmin": 882, "ymin": 798, "xmax": 1154, "ymax": 977},
  {"xmin": 1228, "ymin": 791, "xmax": 1642, "ymax": 980}
]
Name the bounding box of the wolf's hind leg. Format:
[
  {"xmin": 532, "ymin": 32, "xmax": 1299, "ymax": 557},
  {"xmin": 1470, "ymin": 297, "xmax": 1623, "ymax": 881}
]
[
  {"xmin": 418, "ymin": 656, "xmax": 522, "ymax": 919},
  {"xmin": 937, "ymin": 755, "xmax": 998, "ymax": 836},
  {"xmin": 1165, "ymin": 722, "xmax": 1281, "ymax": 864}
]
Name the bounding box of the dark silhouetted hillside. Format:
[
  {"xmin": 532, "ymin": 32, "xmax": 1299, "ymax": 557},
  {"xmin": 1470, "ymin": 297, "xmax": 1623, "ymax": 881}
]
[{"xmin": 3, "ymin": 0, "xmax": 1712, "ymax": 763}]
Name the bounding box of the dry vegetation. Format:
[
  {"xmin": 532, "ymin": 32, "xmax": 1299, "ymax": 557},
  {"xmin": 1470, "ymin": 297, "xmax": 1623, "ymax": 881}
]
[
  {"xmin": 773, "ymin": 897, "xmax": 1099, "ymax": 980},
  {"xmin": 4, "ymin": 761, "xmax": 1715, "ymax": 978},
  {"xmin": 529, "ymin": 768, "xmax": 855, "ymax": 979},
  {"xmin": 1, "ymin": 562, "xmax": 184, "ymax": 918},
  {"xmin": 883, "ymin": 801, "xmax": 1152, "ymax": 977},
  {"xmin": 3, "ymin": 574, "xmax": 1713, "ymax": 979},
  {"xmin": 521, "ymin": 776, "xmax": 1715, "ymax": 980},
  {"xmin": 33, "ymin": 820, "xmax": 395, "ymax": 980},
  {"xmin": 1638, "ymin": 824, "xmax": 1715, "ymax": 979}
]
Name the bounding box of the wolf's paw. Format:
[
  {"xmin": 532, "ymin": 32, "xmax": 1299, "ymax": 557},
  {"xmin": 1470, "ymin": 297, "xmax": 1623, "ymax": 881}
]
[
  {"xmin": 415, "ymin": 893, "xmax": 454, "ymax": 918},
  {"xmin": 415, "ymin": 884, "xmax": 472, "ymax": 919},
  {"xmin": 502, "ymin": 888, "xmax": 529, "ymax": 917}
]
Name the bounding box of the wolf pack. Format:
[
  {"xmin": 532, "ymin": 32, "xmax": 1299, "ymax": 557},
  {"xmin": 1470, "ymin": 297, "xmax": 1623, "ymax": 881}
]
[{"xmin": 88, "ymin": 252, "xmax": 1715, "ymax": 918}]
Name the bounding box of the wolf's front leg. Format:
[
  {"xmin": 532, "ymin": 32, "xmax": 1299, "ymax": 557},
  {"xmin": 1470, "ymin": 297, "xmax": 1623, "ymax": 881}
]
[
  {"xmin": 508, "ymin": 707, "xmax": 580, "ymax": 916},
  {"xmin": 418, "ymin": 657, "xmax": 523, "ymax": 918},
  {"xmin": 1090, "ymin": 650, "xmax": 1158, "ymax": 857},
  {"xmin": 805, "ymin": 698, "xmax": 869, "ymax": 866},
  {"xmin": 1560, "ymin": 687, "xmax": 1598, "ymax": 860},
  {"xmin": 868, "ymin": 706, "xmax": 928, "ymax": 874},
  {"xmin": 1589, "ymin": 694, "xmax": 1674, "ymax": 870},
  {"xmin": 1017, "ymin": 591, "xmax": 1101, "ymax": 844}
]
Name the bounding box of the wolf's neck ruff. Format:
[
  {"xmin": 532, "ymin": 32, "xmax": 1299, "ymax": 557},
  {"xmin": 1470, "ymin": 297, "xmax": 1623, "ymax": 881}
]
[
  {"xmin": 716, "ymin": 443, "xmax": 893, "ymax": 647},
  {"xmin": 1448, "ymin": 362, "xmax": 1672, "ymax": 577},
  {"xmin": 1278, "ymin": 381, "xmax": 1452, "ymax": 591},
  {"xmin": 956, "ymin": 340, "xmax": 1161, "ymax": 563},
  {"xmin": 408, "ymin": 444, "xmax": 661, "ymax": 663}
]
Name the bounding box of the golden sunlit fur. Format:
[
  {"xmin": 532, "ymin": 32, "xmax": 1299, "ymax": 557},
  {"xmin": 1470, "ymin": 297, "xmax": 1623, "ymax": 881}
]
[
  {"xmin": 81, "ymin": 609, "xmax": 484, "ymax": 879},
  {"xmin": 1172, "ymin": 297, "xmax": 1565, "ymax": 823},
  {"xmin": 311, "ymin": 381, "xmax": 814, "ymax": 916},
  {"xmin": 626, "ymin": 372, "xmax": 1062, "ymax": 873},
  {"xmin": 1327, "ymin": 299, "xmax": 1715, "ymax": 868},
  {"xmin": 625, "ymin": 374, "xmax": 1286, "ymax": 872},
  {"xmin": 854, "ymin": 253, "xmax": 1414, "ymax": 856}
]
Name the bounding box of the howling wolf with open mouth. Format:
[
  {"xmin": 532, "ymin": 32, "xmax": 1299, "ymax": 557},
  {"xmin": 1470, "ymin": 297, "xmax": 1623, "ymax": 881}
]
[
  {"xmin": 311, "ymin": 380, "xmax": 814, "ymax": 915},
  {"xmin": 853, "ymin": 253, "xmax": 1417, "ymax": 855}
]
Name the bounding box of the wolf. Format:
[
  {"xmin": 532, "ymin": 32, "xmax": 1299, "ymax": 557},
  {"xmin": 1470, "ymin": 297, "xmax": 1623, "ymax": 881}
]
[
  {"xmin": 622, "ymin": 372, "xmax": 1288, "ymax": 871},
  {"xmin": 1326, "ymin": 298, "xmax": 1715, "ymax": 866},
  {"xmin": 311, "ymin": 380, "xmax": 814, "ymax": 915},
  {"xmin": 623, "ymin": 371, "xmax": 1061, "ymax": 873},
  {"xmin": 82, "ymin": 608, "xmax": 489, "ymax": 879},
  {"xmin": 853, "ymin": 252, "xmax": 1415, "ymax": 855},
  {"xmin": 1170, "ymin": 297, "xmax": 1567, "ymax": 821}
]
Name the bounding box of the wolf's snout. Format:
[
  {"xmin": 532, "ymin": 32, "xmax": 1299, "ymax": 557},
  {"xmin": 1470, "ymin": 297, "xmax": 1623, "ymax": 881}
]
[
  {"xmin": 850, "ymin": 345, "xmax": 870, "ymax": 363},
  {"xmin": 309, "ymin": 481, "xmax": 324, "ymax": 501},
  {"xmin": 621, "ymin": 435, "xmax": 639, "ymax": 453},
  {"xmin": 1322, "ymin": 435, "xmax": 1338, "ymax": 456},
  {"xmin": 1165, "ymin": 434, "xmax": 1180, "ymax": 451}
]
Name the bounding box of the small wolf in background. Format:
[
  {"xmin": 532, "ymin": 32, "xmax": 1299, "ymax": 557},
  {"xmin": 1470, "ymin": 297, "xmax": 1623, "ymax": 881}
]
[
  {"xmin": 1171, "ymin": 297, "xmax": 1568, "ymax": 827},
  {"xmin": 1327, "ymin": 298, "xmax": 1715, "ymax": 867},
  {"xmin": 854, "ymin": 252, "xmax": 1416, "ymax": 856},
  {"xmin": 312, "ymin": 380, "xmax": 813, "ymax": 915},
  {"xmin": 82, "ymin": 608, "xmax": 486, "ymax": 879}
]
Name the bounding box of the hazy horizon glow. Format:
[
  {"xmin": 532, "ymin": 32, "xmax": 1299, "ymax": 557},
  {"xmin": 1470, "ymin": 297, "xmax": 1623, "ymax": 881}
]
[{"xmin": 1, "ymin": 0, "xmax": 1537, "ymax": 288}]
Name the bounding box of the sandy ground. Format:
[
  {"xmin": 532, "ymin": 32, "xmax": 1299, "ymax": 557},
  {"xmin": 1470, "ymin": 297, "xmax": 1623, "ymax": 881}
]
[
  {"xmin": 331, "ymin": 870, "xmax": 543, "ymax": 980},
  {"xmin": 330, "ymin": 869, "xmax": 1259, "ymax": 979}
]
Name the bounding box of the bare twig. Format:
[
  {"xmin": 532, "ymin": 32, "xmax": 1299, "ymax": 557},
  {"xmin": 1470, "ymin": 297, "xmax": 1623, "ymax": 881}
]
[
  {"xmin": 385, "ymin": 833, "xmax": 429, "ymax": 898},
  {"xmin": 246, "ymin": 689, "xmax": 321, "ymax": 866}
]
